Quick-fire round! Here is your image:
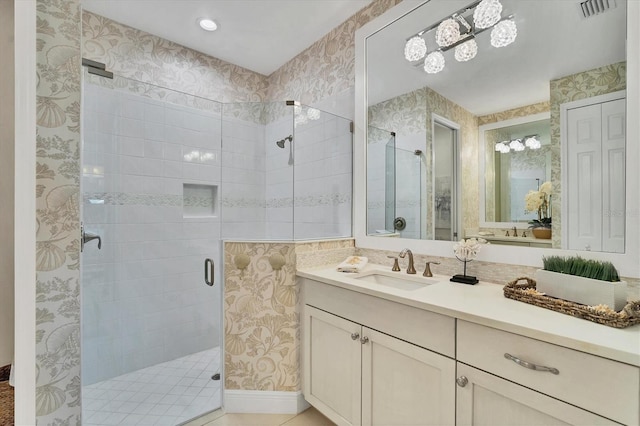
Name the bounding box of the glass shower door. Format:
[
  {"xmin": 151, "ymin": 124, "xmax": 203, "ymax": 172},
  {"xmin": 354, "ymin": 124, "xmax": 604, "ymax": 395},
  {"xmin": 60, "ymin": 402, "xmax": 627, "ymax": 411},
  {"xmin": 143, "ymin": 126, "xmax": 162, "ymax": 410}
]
[{"xmin": 81, "ymin": 74, "xmax": 223, "ymax": 425}]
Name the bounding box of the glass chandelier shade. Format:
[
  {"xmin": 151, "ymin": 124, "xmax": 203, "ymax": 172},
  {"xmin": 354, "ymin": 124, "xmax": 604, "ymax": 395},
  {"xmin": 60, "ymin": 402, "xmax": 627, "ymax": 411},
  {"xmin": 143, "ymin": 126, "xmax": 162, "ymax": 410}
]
[
  {"xmin": 491, "ymin": 19, "xmax": 518, "ymax": 48},
  {"xmin": 524, "ymin": 136, "xmax": 541, "ymax": 149},
  {"xmin": 454, "ymin": 39, "xmax": 478, "ymax": 62},
  {"xmin": 424, "ymin": 51, "xmax": 445, "ymax": 74},
  {"xmin": 473, "ymin": 0, "xmax": 503, "ymax": 29},
  {"xmin": 435, "ymin": 18, "xmax": 460, "ymax": 47},
  {"xmin": 495, "ymin": 142, "xmax": 510, "ymax": 153},
  {"xmin": 509, "ymin": 139, "xmax": 525, "ymax": 151},
  {"xmin": 404, "ymin": 36, "xmax": 427, "ymax": 61}
]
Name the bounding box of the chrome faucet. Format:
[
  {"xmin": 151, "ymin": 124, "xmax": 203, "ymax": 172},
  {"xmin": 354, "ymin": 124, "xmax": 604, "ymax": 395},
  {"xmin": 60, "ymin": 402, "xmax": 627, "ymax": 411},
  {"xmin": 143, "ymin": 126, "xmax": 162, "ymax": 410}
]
[{"xmin": 399, "ymin": 248, "xmax": 416, "ymax": 274}]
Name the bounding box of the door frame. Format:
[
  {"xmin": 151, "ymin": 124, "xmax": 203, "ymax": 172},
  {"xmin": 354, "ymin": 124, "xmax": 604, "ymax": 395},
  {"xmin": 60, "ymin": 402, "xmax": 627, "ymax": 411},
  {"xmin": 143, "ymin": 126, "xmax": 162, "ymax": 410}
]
[{"xmin": 431, "ymin": 114, "xmax": 461, "ymax": 241}]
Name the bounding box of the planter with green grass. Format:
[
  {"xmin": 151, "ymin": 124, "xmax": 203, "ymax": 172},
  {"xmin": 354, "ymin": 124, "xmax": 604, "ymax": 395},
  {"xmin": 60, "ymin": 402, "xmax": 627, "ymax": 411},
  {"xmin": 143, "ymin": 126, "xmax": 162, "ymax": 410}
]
[{"xmin": 534, "ymin": 256, "xmax": 627, "ymax": 311}]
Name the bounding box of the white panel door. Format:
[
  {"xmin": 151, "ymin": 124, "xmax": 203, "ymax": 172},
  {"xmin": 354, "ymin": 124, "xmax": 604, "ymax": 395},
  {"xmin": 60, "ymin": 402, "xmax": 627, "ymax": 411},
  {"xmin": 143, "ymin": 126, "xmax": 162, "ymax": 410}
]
[
  {"xmin": 601, "ymin": 99, "xmax": 626, "ymax": 253},
  {"xmin": 361, "ymin": 327, "xmax": 455, "ymax": 426},
  {"xmin": 567, "ymin": 103, "xmax": 603, "ymax": 251},
  {"xmin": 303, "ymin": 305, "xmax": 362, "ymax": 426},
  {"xmin": 456, "ymin": 364, "xmax": 617, "ymax": 426}
]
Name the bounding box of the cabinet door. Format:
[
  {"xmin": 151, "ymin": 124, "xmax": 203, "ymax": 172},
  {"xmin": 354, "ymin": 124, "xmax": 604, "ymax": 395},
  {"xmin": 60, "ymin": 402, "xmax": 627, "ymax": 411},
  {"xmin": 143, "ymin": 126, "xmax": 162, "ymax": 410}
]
[
  {"xmin": 304, "ymin": 305, "xmax": 362, "ymax": 426},
  {"xmin": 362, "ymin": 327, "xmax": 455, "ymax": 426},
  {"xmin": 456, "ymin": 363, "xmax": 618, "ymax": 426}
]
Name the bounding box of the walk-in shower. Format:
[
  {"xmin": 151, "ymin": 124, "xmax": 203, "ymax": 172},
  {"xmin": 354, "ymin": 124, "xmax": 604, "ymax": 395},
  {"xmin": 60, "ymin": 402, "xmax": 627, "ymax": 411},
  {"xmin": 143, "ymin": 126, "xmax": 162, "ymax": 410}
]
[{"xmin": 81, "ymin": 72, "xmax": 353, "ymax": 425}]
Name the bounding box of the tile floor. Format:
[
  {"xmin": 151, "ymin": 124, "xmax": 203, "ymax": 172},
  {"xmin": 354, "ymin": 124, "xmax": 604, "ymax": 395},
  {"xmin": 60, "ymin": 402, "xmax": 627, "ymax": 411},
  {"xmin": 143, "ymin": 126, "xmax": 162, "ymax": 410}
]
[
  {"xmin": 186, "ymin": 407, "xmax": 335, "ymax": 426},
  {"xmin": 83, "ymin": 347, "xmax": 221, "ymax": 425}
]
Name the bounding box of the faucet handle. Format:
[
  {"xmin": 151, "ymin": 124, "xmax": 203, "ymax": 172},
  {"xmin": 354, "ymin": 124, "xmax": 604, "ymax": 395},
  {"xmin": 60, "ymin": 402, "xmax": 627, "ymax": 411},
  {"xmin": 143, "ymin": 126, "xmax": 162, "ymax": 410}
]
[
  {"xmin": 387, "ymin": 256, "xmax": 400, "ymax": 272},
  {"xmin": 423, "ymin": 261, "xmax": 440, "ymax": 277}
]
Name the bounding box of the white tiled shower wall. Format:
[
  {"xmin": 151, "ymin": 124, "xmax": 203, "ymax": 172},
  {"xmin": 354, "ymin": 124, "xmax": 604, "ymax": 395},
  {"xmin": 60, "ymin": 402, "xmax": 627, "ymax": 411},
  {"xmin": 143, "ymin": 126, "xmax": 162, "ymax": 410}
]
[
  {"xmin": 293, "ymin": 108, "xmax": 353, "ymax": 239},
  {"xmin": 221, "ymin": 108, "xmax": 267, "ymax": 240},
  {"xmin": 82, "ymin": 83, "xmax": 222, "ymax": 384}
]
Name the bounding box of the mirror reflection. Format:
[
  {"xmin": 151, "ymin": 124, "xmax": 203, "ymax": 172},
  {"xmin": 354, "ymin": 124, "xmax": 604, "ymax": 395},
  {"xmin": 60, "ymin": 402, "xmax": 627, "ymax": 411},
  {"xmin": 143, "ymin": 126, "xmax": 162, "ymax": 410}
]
[
  {"xmin": 365, "ymin": 0, "xmax": 627, "ymax": 252},
  {"xmin": 481, "ymin": 115, "xmax": 551, "ymax": 224}
]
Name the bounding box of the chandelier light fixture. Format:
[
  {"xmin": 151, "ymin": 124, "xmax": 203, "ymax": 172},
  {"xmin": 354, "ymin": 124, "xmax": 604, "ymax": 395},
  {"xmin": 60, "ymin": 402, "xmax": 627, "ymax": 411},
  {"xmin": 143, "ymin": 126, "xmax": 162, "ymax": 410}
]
[
  {"xmin": 495, "ymin": 135, "xmax": 541, "ymax": 154},
  {"xmin": 403, "ymin": 0, "xmax": 517, "ymax": 74}
]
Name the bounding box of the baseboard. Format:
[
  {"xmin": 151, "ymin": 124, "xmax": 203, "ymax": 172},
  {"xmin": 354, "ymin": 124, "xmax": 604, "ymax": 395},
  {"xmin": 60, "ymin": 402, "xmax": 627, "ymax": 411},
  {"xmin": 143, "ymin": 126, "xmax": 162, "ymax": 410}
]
[{"xmin": 224, "ymin": 390, "xmax": 310, "ymax": 414}]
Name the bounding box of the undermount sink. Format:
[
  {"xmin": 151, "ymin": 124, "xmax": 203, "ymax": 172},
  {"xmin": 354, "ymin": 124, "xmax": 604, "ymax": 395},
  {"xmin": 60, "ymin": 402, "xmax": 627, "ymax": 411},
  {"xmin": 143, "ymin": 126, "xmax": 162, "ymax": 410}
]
[{"xmin": 354, "ymin": 270, "xmax": 438, "ymax": 291}]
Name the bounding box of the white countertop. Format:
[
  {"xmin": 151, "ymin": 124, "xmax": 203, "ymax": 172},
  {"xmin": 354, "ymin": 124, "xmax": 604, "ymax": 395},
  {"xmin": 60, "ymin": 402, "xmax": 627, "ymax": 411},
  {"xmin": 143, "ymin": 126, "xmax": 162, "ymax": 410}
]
[{"xmin": 297, "ymin": 264, "xmax": 640, "ymax": 367}]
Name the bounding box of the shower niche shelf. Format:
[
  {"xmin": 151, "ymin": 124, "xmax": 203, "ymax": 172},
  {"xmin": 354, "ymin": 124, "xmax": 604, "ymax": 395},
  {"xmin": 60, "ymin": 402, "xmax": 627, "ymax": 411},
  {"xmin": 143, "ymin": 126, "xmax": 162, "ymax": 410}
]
[{"xmin": 183, "ymin": 183, "xmax": 218, "ymax": 218}]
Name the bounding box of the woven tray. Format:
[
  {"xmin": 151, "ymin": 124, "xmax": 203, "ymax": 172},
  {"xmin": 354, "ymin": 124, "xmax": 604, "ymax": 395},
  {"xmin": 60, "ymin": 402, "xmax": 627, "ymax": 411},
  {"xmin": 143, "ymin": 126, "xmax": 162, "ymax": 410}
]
[{"xmin": 504, "ymin": 277, "xmax": 640, "ymax": 328}]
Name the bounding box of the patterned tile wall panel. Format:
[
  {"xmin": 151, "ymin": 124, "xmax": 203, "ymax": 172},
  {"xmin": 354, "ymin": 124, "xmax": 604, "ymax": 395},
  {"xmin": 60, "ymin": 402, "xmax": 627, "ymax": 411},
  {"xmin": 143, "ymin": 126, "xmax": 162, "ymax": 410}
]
[
  {"xmin": 36, "ymin": 0, "xmax": 83, "ymax": 423},
  {"xmin": 549, "ymin": 62, "xmax": 626, "ymax": 249},
  {"xmin": 81, "ymin": 11, "xmax": 269, "ymax": 103}
]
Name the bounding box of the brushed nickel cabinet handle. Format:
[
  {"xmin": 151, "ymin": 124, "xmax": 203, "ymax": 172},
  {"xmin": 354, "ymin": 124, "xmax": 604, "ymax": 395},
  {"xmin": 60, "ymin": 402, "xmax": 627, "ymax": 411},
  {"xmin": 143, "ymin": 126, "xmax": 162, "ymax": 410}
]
[
  {"xmin": 351, "ymin": 332, "xmax": 360, "ymax": 341},
  {"xmin": 360, "ymin": 336, "xmax": 369, "ymax": 344},
  {"xmin": 504, "ymin": 353, "xmax": 559, "ymax": 375}
]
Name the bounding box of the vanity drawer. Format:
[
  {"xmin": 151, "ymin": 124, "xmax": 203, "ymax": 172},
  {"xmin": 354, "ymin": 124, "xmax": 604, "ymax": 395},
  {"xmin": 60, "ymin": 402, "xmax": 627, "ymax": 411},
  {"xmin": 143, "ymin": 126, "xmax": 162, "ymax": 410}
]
[{"xmin": 457, "ymin": 321, "xmax": 639, "ymax": 425}]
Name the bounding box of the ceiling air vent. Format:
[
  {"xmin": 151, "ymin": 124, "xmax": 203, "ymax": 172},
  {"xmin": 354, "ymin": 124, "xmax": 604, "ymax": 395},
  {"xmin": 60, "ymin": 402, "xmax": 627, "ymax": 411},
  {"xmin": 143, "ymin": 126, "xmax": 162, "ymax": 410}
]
[{"xmin": 579, "ymin": 0, "xmax": 616, "ymax": 18}]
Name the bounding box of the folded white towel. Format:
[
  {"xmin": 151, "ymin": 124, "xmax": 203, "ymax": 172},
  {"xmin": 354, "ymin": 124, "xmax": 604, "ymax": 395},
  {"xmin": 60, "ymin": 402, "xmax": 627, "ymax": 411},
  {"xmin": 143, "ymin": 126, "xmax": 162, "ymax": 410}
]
[{"xmin": 337, "ymin": 256, "xmax": 368, "ymax": 273}]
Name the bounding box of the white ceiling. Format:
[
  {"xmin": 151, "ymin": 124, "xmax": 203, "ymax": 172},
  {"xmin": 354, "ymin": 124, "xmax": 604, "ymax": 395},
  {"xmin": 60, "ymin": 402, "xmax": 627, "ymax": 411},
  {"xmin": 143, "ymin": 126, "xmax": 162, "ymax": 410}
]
[
  {"xmin": 81, "ymin": 0, "xmax": 373, "ymax": 76},
  {"xmin": 367, "ymin": 0, "xmax": 627, "ymax": 115}
]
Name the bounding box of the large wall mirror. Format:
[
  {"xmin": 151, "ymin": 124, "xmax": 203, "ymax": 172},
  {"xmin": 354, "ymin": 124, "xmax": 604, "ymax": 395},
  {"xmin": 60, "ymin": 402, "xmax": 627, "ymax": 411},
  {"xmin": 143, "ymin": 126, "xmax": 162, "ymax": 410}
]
[{"xmin": 354, "ymin": 0, "xmax": 639, "ymax": 275}]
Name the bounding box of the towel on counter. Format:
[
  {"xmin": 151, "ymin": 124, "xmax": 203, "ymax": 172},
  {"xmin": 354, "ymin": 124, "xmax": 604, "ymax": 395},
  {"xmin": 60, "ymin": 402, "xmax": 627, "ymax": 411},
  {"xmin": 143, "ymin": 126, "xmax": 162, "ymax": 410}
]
[{"xmin": 337, "ymin": 256, "xmax": 368, "ymax": 273}]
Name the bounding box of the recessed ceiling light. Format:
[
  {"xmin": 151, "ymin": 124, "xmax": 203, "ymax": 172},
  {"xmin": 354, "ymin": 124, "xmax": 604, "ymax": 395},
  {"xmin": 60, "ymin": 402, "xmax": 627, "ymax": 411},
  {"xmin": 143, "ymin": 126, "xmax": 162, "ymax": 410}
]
[{"xmin": 198, "ymin": 18, "xmax": 217, "ymax": 32}]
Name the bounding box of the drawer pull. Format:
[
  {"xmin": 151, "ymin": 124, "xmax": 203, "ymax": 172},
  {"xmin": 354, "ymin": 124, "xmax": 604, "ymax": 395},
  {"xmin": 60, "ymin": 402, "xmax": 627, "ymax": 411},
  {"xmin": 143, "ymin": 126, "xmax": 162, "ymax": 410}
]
[
  {"xmin": 351, "ymin": 332, "xmax": 360, "ymax": 341},
  {"xmin": 360, "ymin": 336, "xmax": 369, "ymax": 344},
  {"xmin": 504, "ymin": 353, "xmax": 559, "ymax": 375}
]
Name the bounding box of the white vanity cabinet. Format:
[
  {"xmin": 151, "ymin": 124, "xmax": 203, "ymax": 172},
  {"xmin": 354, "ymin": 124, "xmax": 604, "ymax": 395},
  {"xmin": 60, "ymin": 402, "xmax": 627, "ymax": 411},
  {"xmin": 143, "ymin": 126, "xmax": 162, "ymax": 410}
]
[
  {"xmin": 299, "ymin": 271, "xmax": 640, "ymax": 426},
  {"xmin": 455, "ymin": 363, "xmax": 618, "ymax": 426},
  {"xmin": 302, "ymin": 278, "xmax": 456, "ymax": 426},
  {"xmin": 457, "ymin": 321, "xmax": 640, "ymax": 426}
]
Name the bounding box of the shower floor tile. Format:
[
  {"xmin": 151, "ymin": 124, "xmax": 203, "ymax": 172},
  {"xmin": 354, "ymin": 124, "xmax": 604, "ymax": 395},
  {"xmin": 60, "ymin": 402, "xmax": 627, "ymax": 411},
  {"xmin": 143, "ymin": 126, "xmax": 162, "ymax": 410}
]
[{"xmin": 83, "ymin": 347, "xmax": 221, "ymax": 426}]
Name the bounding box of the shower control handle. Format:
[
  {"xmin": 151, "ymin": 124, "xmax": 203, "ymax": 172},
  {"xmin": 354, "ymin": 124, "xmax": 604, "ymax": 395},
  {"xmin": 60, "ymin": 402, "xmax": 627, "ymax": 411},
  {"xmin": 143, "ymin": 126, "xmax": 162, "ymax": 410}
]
[{"xmin": 204, "ymin": 258, "xmax": 215, "ymax": 286}]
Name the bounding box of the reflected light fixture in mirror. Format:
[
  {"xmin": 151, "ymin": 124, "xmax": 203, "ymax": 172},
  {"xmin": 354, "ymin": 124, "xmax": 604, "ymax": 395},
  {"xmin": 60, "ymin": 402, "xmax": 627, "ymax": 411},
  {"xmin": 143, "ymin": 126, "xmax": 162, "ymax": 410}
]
[{"xmin": 403, "ymin": 0, "xmax": 517, "ymax": 74}]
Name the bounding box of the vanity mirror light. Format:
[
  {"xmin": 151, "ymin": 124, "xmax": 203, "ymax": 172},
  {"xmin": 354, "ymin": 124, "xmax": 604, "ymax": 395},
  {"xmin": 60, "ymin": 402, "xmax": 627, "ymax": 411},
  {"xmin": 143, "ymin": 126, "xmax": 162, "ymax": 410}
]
[{"xmin": 354, "ymin": 0, "xmax": 640, "ymax": 276}]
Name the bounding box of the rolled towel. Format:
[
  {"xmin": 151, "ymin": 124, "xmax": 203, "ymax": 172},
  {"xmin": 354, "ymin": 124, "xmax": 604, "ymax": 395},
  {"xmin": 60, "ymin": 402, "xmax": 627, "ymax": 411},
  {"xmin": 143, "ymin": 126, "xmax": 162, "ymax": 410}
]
[{"xmin": 337, "ymin": 256, "xmax": 368, "ymax": 273}]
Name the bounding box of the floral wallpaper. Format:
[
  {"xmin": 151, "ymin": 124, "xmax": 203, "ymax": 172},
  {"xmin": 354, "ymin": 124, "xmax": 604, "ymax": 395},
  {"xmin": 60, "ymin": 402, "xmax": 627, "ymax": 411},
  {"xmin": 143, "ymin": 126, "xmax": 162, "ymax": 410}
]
[
  {"xmin": 266, "ymin": 0, "xmax": 401, "ymax": 105},
  {"xmin": 549, "ymin": 62, "xmax": 626, "ymax": 248},
  {"xmin": 224, "ymin": 242, "xmax": 299, "ymax": 391},
  {"xmin": 478, "ymin": 101, "xmax": 550, "ymax": 127},
  {"xmin": 223, "ymin": 239, "xmax": 353, "ymax": 392},
  {"xmin": 36, "ymin": 0, "xmax": 82, "ymax": 423},
  {"xmin": 81, "ymin": 11, "xmax": 269, "ymax": 103}
]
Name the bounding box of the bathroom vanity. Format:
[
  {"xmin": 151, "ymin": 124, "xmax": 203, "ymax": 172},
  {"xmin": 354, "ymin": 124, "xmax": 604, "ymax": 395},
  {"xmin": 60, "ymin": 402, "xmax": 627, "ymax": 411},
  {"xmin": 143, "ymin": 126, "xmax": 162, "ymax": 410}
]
[{"xmin": 298, "ymin": 265, "xmax": 640, "ymax": 426}]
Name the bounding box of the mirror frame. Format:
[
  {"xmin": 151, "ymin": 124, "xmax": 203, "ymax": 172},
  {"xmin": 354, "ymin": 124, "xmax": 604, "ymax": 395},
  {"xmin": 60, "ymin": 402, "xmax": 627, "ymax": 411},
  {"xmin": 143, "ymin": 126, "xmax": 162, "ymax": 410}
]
[
  {"xmin": 354, "ymin": 0, "xmax": 640, "ymax": 277},
  {"xmin": 478, "ymin": 111, "xmax": 551, "ymax": 229}
]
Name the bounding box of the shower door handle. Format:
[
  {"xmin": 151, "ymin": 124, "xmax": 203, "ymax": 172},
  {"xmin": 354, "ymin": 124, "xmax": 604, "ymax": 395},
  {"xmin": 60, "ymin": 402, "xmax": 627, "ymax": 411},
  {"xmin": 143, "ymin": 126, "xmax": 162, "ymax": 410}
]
[
  {"xmin": 204, "ymin": 258, "xmax": 214, "ymax": 286},
  {"xmin": 81, "ymin": 224, "xmax": 102, "ymax": 252}
]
